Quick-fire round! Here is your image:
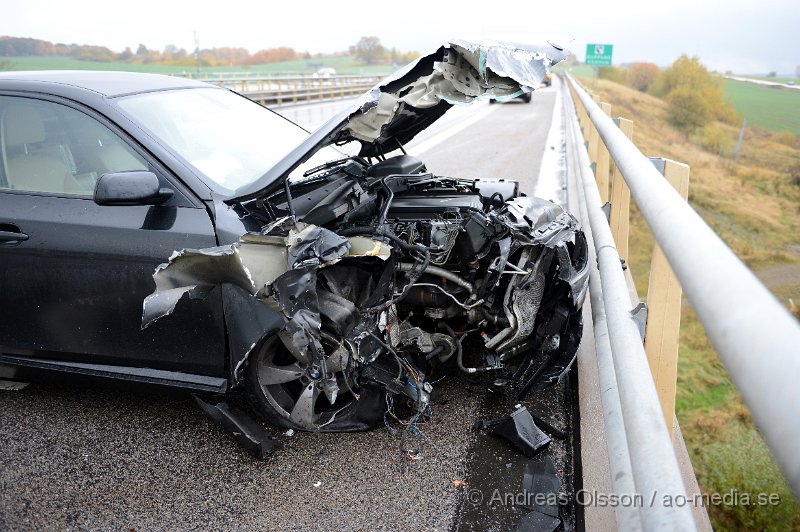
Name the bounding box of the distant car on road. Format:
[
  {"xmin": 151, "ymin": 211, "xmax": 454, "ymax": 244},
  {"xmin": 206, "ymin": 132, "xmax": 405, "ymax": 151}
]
[
  {"xmin": 489, "ymin": 91, "xmax": 532, "ymax": 104},
  {"xmin": 313, "ymin": 67, "xmax": 337, "ymax": 78}
]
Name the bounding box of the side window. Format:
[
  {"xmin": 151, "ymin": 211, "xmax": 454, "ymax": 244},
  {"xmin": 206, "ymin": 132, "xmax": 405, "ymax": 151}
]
[{"xmin": 0, "ymin": 96, "xmax": 148, "ymax": 196}]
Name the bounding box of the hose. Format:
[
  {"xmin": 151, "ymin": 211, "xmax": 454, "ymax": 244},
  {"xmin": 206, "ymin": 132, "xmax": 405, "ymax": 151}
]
[
  {"xmin": 444, "ymin": 324, "xmax": 481, "ymax": 374},
  {"xmin": 396, "ymin": 263, "xmax": 474, "ymax": 293},
  {"xmin": 338, "ymin": 226, "xmax": 431, "ymax": 314}
]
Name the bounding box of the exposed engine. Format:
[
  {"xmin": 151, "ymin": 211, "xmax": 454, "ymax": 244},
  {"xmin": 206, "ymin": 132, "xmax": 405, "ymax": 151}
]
[
  {"xmin": 142, "ymin": 153, "xmax": 588, "ymax": 434},
  {"xmin": 249, "ymin": 154, "xmax": 587, "ymax": 430}
]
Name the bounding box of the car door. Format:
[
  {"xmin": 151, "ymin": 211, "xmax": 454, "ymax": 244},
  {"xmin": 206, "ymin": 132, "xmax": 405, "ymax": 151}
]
[{"xmin": 0, "ymin": 94, "xmax": 226, "ymax": 376}]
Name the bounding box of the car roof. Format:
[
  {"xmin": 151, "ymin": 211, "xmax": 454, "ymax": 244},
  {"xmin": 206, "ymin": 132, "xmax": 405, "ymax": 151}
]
[{"xmin": 0, "ymin": 70, "xmax": 213, "ymax": 97}]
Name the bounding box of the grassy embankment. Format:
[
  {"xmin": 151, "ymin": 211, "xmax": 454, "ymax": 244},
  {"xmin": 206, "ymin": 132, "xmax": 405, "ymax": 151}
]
[
  {"xmin": 1, "ymin": 55, "xmax": 392, "ymax": 76},
  {"xmin": 580, "ymin": 77, "xmax": 800, "ymax": 530}
]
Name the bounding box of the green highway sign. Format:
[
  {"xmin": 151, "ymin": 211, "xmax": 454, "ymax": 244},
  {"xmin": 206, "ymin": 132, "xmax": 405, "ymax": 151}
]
[{"xmin": 585, "ymin": 44, "xmax": 613, "ymax": 66}]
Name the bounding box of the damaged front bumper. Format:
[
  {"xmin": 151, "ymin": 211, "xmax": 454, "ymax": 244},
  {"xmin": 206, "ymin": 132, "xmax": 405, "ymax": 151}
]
[{"xmin": 143, "ymin": 193, "xmax": 587, "ymax": 433}]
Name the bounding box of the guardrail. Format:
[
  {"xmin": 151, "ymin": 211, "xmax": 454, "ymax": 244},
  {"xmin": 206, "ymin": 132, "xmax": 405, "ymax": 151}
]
[
  {"xmin": 185, "ymin": 74, "xmax": 386, "ymax": 107},
  {"xmin": 565, "ymin": 73, "xmax": 800, "ymax": 528}
]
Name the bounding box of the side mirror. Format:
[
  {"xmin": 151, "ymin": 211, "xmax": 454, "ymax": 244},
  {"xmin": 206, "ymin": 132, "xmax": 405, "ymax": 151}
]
[{"xmin": 94, "ymin": 171, "xmax": 174, "ymax": 206}]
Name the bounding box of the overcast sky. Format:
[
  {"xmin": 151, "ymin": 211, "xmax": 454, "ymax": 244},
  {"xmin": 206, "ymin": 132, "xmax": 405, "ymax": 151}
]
[{"xmin": 2, "ymin": 0, "xmax": 797, "ymax": 74}]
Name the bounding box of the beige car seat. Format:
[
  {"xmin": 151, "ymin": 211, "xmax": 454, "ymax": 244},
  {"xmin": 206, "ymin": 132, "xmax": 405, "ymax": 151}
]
[{"xmin": 0, "ymin": 106, "xmax": 83, "ymax": 194}]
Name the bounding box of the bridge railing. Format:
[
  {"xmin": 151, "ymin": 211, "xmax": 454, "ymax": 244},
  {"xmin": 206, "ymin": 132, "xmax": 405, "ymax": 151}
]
[
  {"xmin": 180, "ymin": 73, "xmax": 386, "ymax": 107},
  {"xmin": 565, "ymin": 74, "xmax": 800, "ymax": 528}
]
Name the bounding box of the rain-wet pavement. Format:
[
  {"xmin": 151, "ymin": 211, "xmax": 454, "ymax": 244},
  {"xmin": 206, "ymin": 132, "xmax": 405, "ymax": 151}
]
[
  {"xmin": 452, "ymin": 374, "xmax": 578, "ymax": 531},
  {"xmin": 0, "ymin": 377, "xmax": 481, "ymax": 530},
  {"xmin": 0, "ymin": 369, "xmax": 576, "ymax": 531}
]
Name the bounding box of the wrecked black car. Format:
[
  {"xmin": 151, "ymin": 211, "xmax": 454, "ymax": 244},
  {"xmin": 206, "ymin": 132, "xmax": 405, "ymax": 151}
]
[{"xmin": 0, "ymin": 39, "xmax": 587, "ymax": 435}]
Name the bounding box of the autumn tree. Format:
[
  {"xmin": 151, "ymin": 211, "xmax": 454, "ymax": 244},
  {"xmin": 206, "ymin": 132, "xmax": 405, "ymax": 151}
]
[
  {"xmin": 665, "ymin": 86, "xmax": 712, "ymax": 131},
  {"xmin": 627, "ymin": 62, "xmax": 659, "ymax": 91},
  {"xmin": 75, "ymin": 45, "xmax": 116, "ymax": 62},
  {"xmin": 351, "ymin": 36, "xmax": 386, "ymax": 65},
  {"xmin": 248, "ymin": 47, "xmax": 298, "ymax": 65},
  {"xmin": 651, "ymin": 55, "xmax": 740, "ymax": 131}
]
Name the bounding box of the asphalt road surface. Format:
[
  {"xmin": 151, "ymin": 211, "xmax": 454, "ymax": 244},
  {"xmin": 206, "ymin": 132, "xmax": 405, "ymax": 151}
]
[{"xmin": 0, "ymin": 84, "xmax": 571, "ymax": 531}]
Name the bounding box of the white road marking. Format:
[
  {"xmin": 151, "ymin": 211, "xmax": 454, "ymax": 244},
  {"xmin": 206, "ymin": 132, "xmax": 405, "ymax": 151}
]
[
  {"xmin": 407, "ymin": 101, "xmax": 503, "ymax": 155},
  {"xmin": 533, "ymin": 77, "xmax": 566, "ymax": 207}
]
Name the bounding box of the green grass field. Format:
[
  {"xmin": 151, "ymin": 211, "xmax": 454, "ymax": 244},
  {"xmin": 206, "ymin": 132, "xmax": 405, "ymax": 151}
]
[
  {"xmin": 0, "ymin": 55, "xmax": 393, "ymax": 77},
  {"xmin": 724, "ymin": 79, "xmax": 800, "ymax": 135}
]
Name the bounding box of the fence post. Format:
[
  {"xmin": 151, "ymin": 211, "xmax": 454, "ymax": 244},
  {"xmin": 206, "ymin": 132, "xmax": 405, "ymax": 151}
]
[
  {"xmin": 596, "ymin": 103, "xmax": 612, "ymax": 202},
  {"xmin": 587, "ymin": 94, "xmax": 601, "ymax": 163},
  {"xmin": 645, "ymin": 158, "xmax": 690, "ymax": 437},
  {"xmin": 570, "ymin": 84, "xmax": 586, "ymax": 133},
  {"xmin": 609, "ymin": 118, "xmax": 634, "ymax": 260},
  {"xmin": 580, "ymin": 95, "xmax": 589, "ymax": 136}
]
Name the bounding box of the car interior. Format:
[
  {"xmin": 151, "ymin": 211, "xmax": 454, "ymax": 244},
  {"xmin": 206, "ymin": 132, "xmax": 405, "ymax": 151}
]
[{"xmin": 0, "ymin": 98, "xmax": 148, "ymax": 196}]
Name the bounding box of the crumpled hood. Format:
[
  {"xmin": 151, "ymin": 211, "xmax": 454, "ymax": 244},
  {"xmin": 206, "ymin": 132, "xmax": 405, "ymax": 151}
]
[
  {"xmin": 231, "ymin": 38, "xmax": 569, "ymax": 201},
  {"xmin": 340, "ymin": 38, "xmax": 569, "ymax": 153}
]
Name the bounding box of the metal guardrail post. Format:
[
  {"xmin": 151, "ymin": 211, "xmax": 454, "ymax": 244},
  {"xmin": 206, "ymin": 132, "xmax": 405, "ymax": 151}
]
[
  {"xmin": 565, "ymin": 76, "xmax": 698, "ymax": 531},
  {"xmin": 568, "ymin": 74, "xmax": 800, "ymax": 498}
]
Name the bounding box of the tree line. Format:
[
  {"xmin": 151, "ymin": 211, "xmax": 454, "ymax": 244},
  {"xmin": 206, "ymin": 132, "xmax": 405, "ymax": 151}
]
[
  {"xmin": 597, "ymin": 57, "xmax": 740, "ymax": 131},
  {"xmin": 594, "ymin": 57, "xmax": 742, "ymax": 155},
  {"xmin": 0, "ymin": 36, "xmax": 304, "ymax": 66},
  {"xmin": 0, "ymin": 35, "xmax": 420, "ymax": 68}
]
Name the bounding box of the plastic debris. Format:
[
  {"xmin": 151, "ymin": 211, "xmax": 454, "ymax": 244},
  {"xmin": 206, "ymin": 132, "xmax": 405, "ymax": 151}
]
[
  {"xmin": 475, "ymin": 406, "xmax": 551, "ymax": 458},
  {"xmin": 193, "ymin": 395, "xmax": 281, "ymax": 460}
]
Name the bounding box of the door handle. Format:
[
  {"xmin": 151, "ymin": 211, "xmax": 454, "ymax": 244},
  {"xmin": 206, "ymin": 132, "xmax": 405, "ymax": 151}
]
[{"xmin": 0, "ymin": 229, "xmax": 28, "ymax": 242}]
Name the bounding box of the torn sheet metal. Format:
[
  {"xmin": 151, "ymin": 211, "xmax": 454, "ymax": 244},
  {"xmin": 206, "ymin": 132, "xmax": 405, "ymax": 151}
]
[
  {"xmin": 142, "ymin": 223, "xmax": 378, "ymax": 331},
  {"xmin": 142, "ymin": 245, "xmax": 256, "ymax": 329},
  {"xmin": 141, "ymin": 220, "xmax": 400, "ymax": 409},
  {"xmin": 287, "ymin": 225, "xmax": 351, "ymax": 268},
  {"xmin": 342, "ymin": 39, "xmax": 569, "ymax": 153}
]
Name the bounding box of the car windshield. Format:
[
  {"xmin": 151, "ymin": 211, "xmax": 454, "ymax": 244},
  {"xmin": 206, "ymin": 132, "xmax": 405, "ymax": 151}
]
[{"xmin": 116, "ymin": 88, "xmax": 342, "ymax": 195}]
